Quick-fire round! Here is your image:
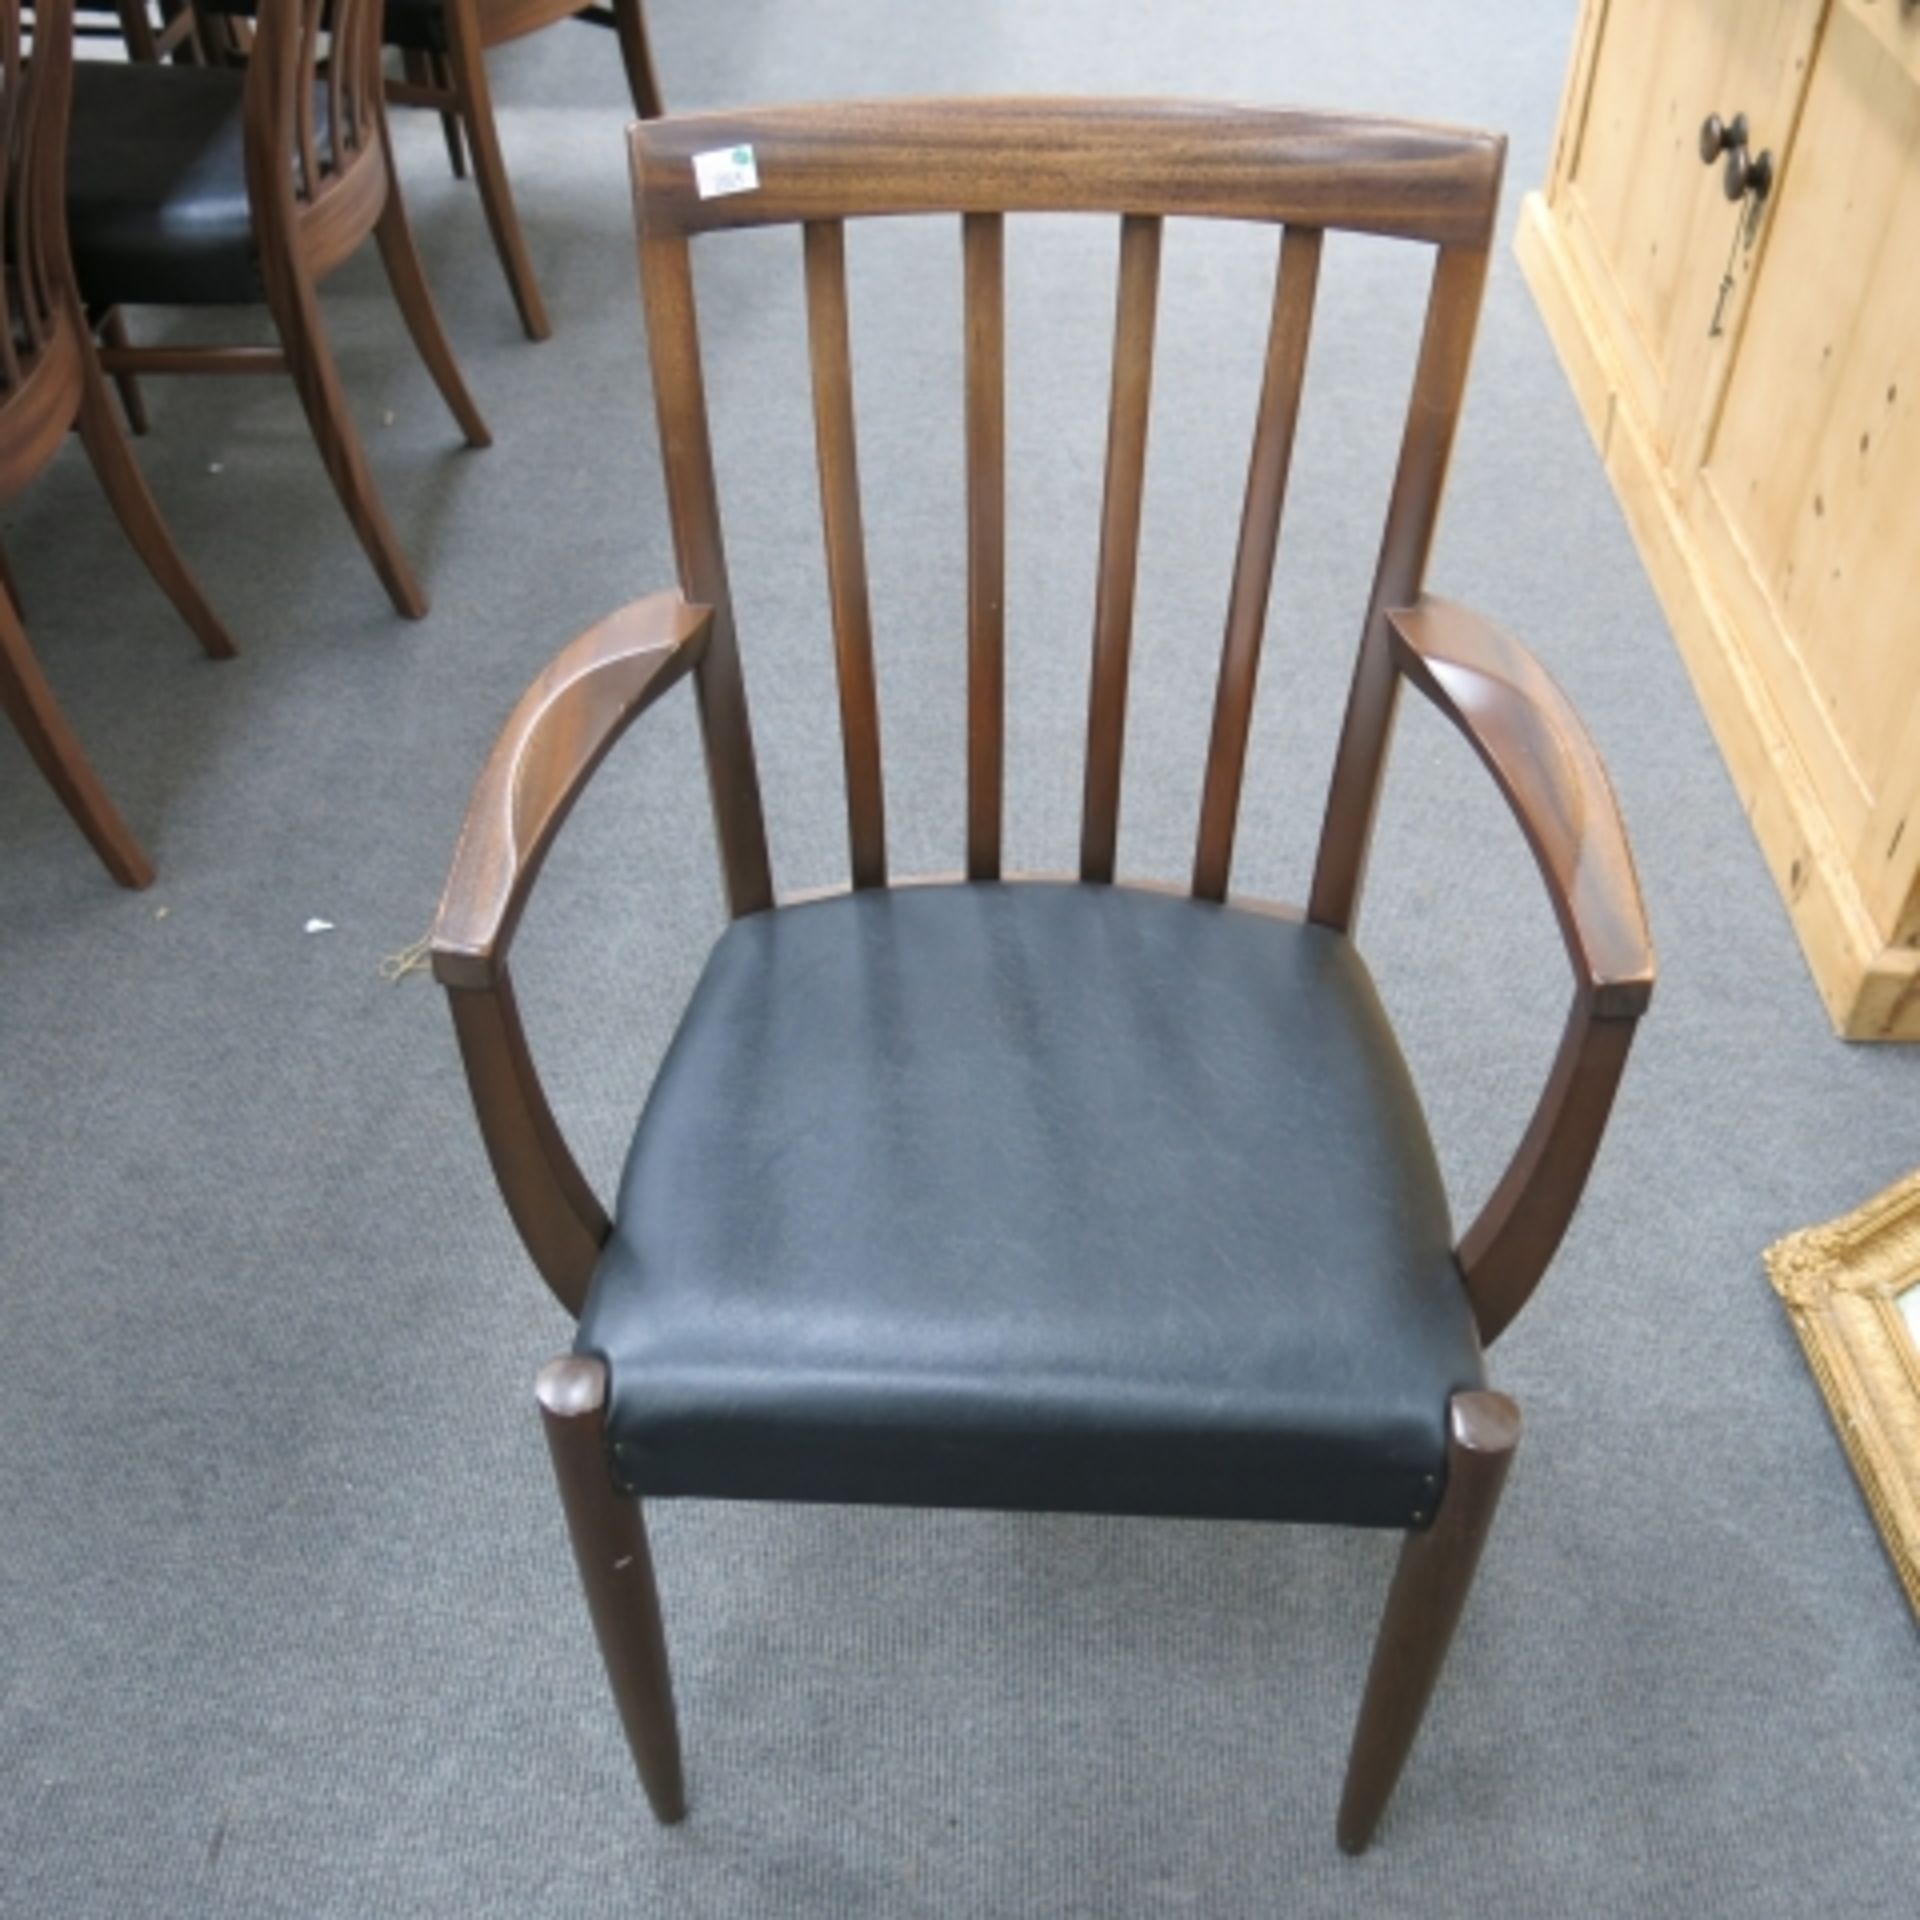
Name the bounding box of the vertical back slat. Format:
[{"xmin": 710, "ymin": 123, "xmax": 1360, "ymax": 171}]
[
  {"xmin": 1308, "ymin": 240, "xmax": 1493, "ymax": 931},
  {"xmin": 963, "ymin": 211, "xmax": 1005, "ymax": 881},
  {"xmin": 1192, "ymin": 223, "xmax": 1323, "ymax": 901},
  {"xmin": 294, "ymin": 1, "xmax": 321, "ymax": 200},
  {"xmin": 326, "ymin": 3, "xmax": 345, "ymax": 173},
  {"xmin": 0, "ymin": 5, "xmax": 25, "ymax": 382},
  {"xmin": 0, "ymin": 2, "xmax": 19, "ymax": 385},
  {"xmin": 803, "ymin": 218, "xmax": 887, "ymax": 890},
  {"xmin": 1079, "ymin": 212, "xmax": 1162, "ymax": 884},
  {"xmin": 636, "ymin": 222, "xmax": 775, "ymax": 916}
]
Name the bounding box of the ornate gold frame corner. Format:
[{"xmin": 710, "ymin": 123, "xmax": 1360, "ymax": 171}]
[{"xmin": 1766, "ymin": 1169, "xmax": 1920, "ymax": 1618}]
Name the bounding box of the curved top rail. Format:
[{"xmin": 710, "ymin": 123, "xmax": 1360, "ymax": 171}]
[{"xmin": 630, "ymin": 97, "xmax": 1505, "ymax": 248}]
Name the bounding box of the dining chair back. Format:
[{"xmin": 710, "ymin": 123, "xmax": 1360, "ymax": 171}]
[
  {"xmin": 65, "ymin": 0, "xmax": 490, "ymax": 616},
  {"xmin": 0, "ymin": 0, "xmax": 232, "ymax": 885}
]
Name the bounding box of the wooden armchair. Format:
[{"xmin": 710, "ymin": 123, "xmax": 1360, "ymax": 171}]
[
  {"xmin": 63, "ymin": 0, "xmax": 490, "ymax": 617},
  {"xmin": 1, "ymin": 0, "xmax": 231, "ymax": 885},
  {"xmin": 432, "ymin": 101, "xmax": 1655, "ymax": 1850}
]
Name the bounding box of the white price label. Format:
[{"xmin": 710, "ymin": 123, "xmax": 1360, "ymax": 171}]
[{"xmin": 693, "ymin": 144, "xmax": 760, "ymax": 200}]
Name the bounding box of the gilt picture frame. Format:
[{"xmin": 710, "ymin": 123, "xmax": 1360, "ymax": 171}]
[{"xmin": 1766, "ymin": 1169, "xmax": 1920, "ymax": 1618}]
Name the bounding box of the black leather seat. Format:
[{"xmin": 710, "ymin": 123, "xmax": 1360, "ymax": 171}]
[
  {"xmin": 577, "ymin": 883, "xmax": 1485, "ymax": 1530},
  {"xmin": 65, "ymin": 64, "xmax": 261, "ymax": 309},
  {"xmin": 379, "ymin": 0, "xmax": 450, "ymax": 52},
  {"xmin": 189, "ymin": 0, "xmax": 451, "ymax": 54}
]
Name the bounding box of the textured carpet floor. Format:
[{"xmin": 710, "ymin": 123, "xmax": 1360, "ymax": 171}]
[{"xmin": 3, "ymin": 5, "xmax": 1917, "ymax": 1915}]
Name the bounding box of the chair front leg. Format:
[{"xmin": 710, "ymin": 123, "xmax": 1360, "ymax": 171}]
[
  {"xmin": 537, "ymin": 1353, "xmax": 686, "ymax": 1824},
  {"xmin": 1337, "ymin": 1390, "xmax": 1519, "ymax": 1853}
]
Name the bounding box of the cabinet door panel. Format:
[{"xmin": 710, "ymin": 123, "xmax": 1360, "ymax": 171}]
[
  {"xmin": 1690, "ymin": 4, "xmax": 1920, "ymax": 922},
  {"xmin": 1561, "ymin": 0, "xmax": 1821, "ymax": 460}
]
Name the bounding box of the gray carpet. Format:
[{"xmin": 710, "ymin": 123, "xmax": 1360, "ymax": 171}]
[{"xmin": 4, "ymin": 4, "xmax": 1917, "ymax": 1914}]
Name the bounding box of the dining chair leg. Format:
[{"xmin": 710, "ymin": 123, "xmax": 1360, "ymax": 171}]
[
  {"xmin": 1336, "ymin": 1389, "xmax": 1519, "ymax": 1854},
  {"xmin": 537, "ymin": 1352, "xmax": 687, "ymax": 1824},
  {"xmin": 0, "ymin": 591, "xmax": 153, "ymax": 887},
  {"xmin": 96, "ymin": 307, "xmax": 149, "ymax": 436},
  {"xmin": 263, "ymin": 258, "xmax": 429, "ymax": 619},
  {"xmin": 400, "ymin": 49, "xmax": 466, "ymax": 179},
  {"xmin": 429, "ymin": 52, "xmax": 467, "ymax": 178},
  {"xmin": 370, "ymin": 138, "xmax": 492, "ymax": 450},
  {"xmin": 442, "ymin": 0, "xmax": 551, "ymax": 341},
  {"xmin": 0, "ymin": 538, "xmax": 22, "ymax": 619},
  {"xmin": 610, "ymin": 0, "xmax": 665, "ymax": 118},
  {"xmin": 74, "ymin": 350, "xmax": 236, "ymax": 660}
]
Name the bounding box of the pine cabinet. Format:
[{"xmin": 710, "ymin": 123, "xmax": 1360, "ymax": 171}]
[{"xmin": 1520, "ymin": 0, "xmax": 1920, "ymax": 1038}]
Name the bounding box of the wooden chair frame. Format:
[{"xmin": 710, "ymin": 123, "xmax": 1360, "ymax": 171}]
[
  {"xmin": 1, "ymin": 0, "xmax": 232, "ymax": 885},
  {"xmin": 431, "ymin": 100, "xmax": 1654, "ymax": 1850},
  {"xmin": 96, "ymin": 0, "xmax": 490, "ymax": 617}
]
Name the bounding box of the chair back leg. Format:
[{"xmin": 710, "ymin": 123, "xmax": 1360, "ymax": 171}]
[
  {"xmin": 1337, "ymin": 1389, "xmax": 1520, "ymax": 1853},
  {"xmin": 610, "ymin": 0, "xmax": 664, "ymax": 119},
  {"xmin": 442, "ymin": 0, "xmax": 550, "ymax": 341},
  {"xmin": 95, "ymin": 307, "xmax": 150, "ymax": 435},
  {"xmin": 75, "ymin": 350, "xmax": 236, "ymax": 659},
  {"xmin": 538, "ymin": 1353, "xmax": 687, "ymax": 1823},
  {"xmin": 370, "ymin": 139, "xmax": 492, "ymax": 449},
  {"xmin": 260, "ymin": 244, "xmax": 429, "ymax": 618},
  {"xmin": 0, "ymin": 589, "xmax": 153, "ymax": 886}
]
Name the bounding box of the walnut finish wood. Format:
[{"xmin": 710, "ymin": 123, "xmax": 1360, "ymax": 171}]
[
  {"xmin": 1193, "ymin": 223, "xmax": 1321, "ymax": 901},
  {"xmin": 1388, "ymin": 596, "xmax": 1653, "ymax": 1015},
  {"xmin": 0, "ymin": 585, "xmax": 152, "ymax": 886},
  {"xmin": 449, "ymin": 977, "xmax": 608, "ymax": 1313},
  {"xmin": 804, "ymin": 219, "xmax": 886, "ymax": 889},
  {"xmin": 1457, "ymin": 1005, "xmax": 1637, "ymax": 1345},
  {"xmin": 432, "ymin": 590, "xmax": 712, "ymax": 983},
  {"xmin": 1079, "ymin": 213, "xmax": 1161, "ymax": 885},
  {"xmin": 429, "ymin": 597, "xmax": 711, "ymax": 1310},
  {"xmin": 0, "ymin": 0, "xmax": 233, "ymax": 883},
  {"xmin": 962, "ymin": 211, "xmax": 1005, "ymax": 881},
  {"xmin": 1309, "ymin": 239, "xmax": 1496, "ymax": 933},
  {"xmin": 96, "ymin": 303, "xmax": 148, "ymax": 432},
  {"xmin": 537, "ymin": 1353, "xmax": 685, "ymax": 1822},
  {"xmin": 630, "ymin": 99, "xmax": 1505, "ymax": 244},
  {"xmin": 634, "ymin": 214, "xmax": 774, "ymax": 918},
  {"xmin": 1386, "ymin": 595, "xmax": 1652, "ymax": 1343},
  {"xmin": 440, "ymin": 0, "xmax": 549, "ymax": 340},
  {"xmin": 1338, "ymin": 1390, "xmax": 1519, "ymax": 1854}
]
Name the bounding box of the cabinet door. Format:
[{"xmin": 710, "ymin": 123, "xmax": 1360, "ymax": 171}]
[
  {"xmin": 1557, "ymin": 0, "xmax": 1822, "ymax": 466},
  {"xmin": 1687, "ymin": 2, "xmax": 1920, "ymax": 941}
]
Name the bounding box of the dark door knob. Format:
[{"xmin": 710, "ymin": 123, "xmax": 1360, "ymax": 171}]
[
  {"xmin": 1698, "ymin": 111, "xmax": 1748, "ymax": 163},
  {"xmin": 1723, "ymin": 145, "xmax": 1774, "ymax": 202},
  {"xmin": 1700, "ymin": 110, "xmax": 1772, "ymax": 203}
]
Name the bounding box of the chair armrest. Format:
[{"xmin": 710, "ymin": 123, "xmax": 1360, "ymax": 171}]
[
  {"xmin": 430, "ymin": 591, "xmax": 711, "ymax": 1316},
  {"xmin": 432, "ymin": 590, "xmax": 711, "ymax": 988},
  {"xmin": 1386, "ymin": 595, "xmax": 1654, "ymax": 1345},
  {"xmin": 1387, "ymin": 597, "xmax": 1652, "ymax": 1017}
]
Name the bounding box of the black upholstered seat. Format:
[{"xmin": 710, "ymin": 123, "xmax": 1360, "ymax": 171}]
[
  {"xmin": 66, "ymin": 64, "xmax": 261, "ymax": 308},
  {"xmin": 189, "ymin": 0, "xmax": 451, "ymax": 56},
  {"xmin": 577, "ymin": 883, "xmax": 1485, "ymax": 1530},
  {"xmin": 379, "ymin": 0, "xmax": 450, "ymax": 53}
]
